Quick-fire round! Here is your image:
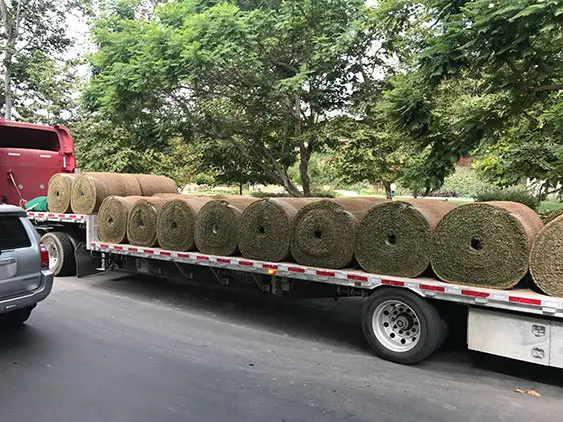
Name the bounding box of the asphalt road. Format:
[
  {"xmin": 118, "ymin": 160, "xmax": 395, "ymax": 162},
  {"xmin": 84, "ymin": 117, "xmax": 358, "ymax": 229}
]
[{"xmin": 1, "ymin": 273, "xmax": 562, "ymax": 422}]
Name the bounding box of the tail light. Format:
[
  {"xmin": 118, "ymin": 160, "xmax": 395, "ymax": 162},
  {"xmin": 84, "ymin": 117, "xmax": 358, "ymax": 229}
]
[{"xmin": 40, "ymin": 243, "xmax": 49, "ymax": 269}]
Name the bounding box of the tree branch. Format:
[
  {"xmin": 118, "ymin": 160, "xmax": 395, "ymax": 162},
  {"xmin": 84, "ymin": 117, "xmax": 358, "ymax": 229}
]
[{"xmin": 533, "ymin": 84, "xmax": 563, "ymax": 93}]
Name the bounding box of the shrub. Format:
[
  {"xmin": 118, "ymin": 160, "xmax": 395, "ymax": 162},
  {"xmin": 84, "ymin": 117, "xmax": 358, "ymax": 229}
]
[
  {"xmin": 428, "ymin": 189, "xmax": 460, "ymax": 198},
  {"xmin": 311, "ymin": 189, "xmax": 336, "ymax": 198},
  {"xmin": 441, "ymin": 166, "xmax": 495, "ymax": 198},
  {"xmin": 194, "ymin": 173, "xmax": 215, "ymax": 186},
  {"xmin": 250, "ymin": 192, "xmax": 291, "ymax": 198},
  {"xmin": 474, "ymin": 185, "xmax": 540, "ymax": 211}
]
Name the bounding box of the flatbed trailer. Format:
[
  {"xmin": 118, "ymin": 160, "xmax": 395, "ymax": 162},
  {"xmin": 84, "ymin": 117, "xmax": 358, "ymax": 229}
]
[{"xmin": 28, "ymin": 211, "xmax": 563, "ymax": 367}]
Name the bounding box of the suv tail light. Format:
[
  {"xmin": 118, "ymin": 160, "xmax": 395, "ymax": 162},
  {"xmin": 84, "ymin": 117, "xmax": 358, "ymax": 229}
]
[{"xmin": 40, "ymin": 243, "xmax": 49, "ymax": 269}]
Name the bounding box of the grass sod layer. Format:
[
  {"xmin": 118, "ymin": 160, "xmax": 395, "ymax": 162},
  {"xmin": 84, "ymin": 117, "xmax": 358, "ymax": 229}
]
[
  {"xmin": 290, "ymin": 198, "xmax": 383, "ymax": 269},
  {"xmin": 238, "ymin": 197, "xmax": 320, "ymax": 261},
  {"xmin": 47, "ymin": 173, "xmax": 76, "ymax": 213},
  {"xmin": 70, "ymin": 172, "xmax": 177, "ymax": 214},
  {"xmin": 194, "ymin": 196, "xmax": 259, "ymax": 256},
  {"xmin": 156, "ymin": 196, "xmax": 213, "ymax": 251},
  {"xmin": 70, "ymin": 172, "xmax": 142, "ymax": 214},
  {"xmin": 136, "ymin": 174, "xmax": 178, "ymax": 196},
  {"xmin": 530, "ymin": 215, "xmax": 563, "ymax": 297},
  {"xmin": 356, "ymin": 200, "xmax": 457, "ymax": 277},
  {"xmin": 431, "ymin": 201, "xmax": 544, "ymax": 289},
  {"xmin": 127, "ymin": 197, "xmax": 170, "ymax": 247},
  {"xmin": 98, "ymin": 195, "xmax": 145, "ymax": 244},
  {"xmin": 543, "ymin": 208, "xmax": 563, "ymax": 224}
]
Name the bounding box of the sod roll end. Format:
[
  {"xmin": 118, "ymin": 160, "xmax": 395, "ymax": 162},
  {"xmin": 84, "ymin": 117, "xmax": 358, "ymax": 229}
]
[
  {"xmin": 356, "ymin": 200, "xmax": 456, "ymax": 277},
  {"xmin": 431, "ymin": 201, "xmax": 543, "ymax": 289},
  {"xmin": 47, "ymin": 173, "xmax": 76, "ymax": 213},
  {"xmin": 127, "ymin": 198, "xmax": 168, "ymax": 247},
  {"xmin": 239, "ymin": 197, "xmax": 317, "ymax": 261},
  {"xmin": 156, "ymin": 197, "xmax": 212, "ymax": 251},
  {"xmin": 195, "ymin": 197, "xmax": 258, "ymax": 256},
  {"xmin": 98, "ymin": 195, "xmax": 145, "ymax": 244},
  {"xmin": 530, "ymin": 215, "xmax": 563, "ymax": 297},
  {"xmin": 291, "ymin": 198, "xmax": 379, "ymax": 269}
]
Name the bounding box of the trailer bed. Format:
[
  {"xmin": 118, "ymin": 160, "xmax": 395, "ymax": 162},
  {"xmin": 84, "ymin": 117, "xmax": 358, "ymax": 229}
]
[{"xmin": 29, "ymin": 211, "xmax": 563, "ymax": 319}]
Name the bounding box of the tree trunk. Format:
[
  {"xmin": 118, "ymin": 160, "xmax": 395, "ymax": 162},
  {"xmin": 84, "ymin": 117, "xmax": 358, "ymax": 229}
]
[
  {"xmin": 383, "ymin": 181, "xmax": 392, "ymax": 200},
  {"xmin": 4, "ymin": 61, "xmax": 12, "ymax": 120},
  {"xmin": 299, "ymin": 144, "xmax": 312, "ymax": 197},
  {"xmin": 239, "ymin": 183, "xmax": 243, "ymax": 195}
]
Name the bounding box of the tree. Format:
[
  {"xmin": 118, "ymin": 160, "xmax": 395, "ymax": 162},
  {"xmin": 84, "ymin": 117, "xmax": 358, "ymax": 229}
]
[
  {"xmin": 381, "ymin": 0, "xmax": 563, "ymax": 190},
  {"xmin": 81, "ymin": 0, "xmax": 389, "ymax": 196},
  {"xmin": 0, "ymin": 0, "xmax": 81, "ymax": 120}
]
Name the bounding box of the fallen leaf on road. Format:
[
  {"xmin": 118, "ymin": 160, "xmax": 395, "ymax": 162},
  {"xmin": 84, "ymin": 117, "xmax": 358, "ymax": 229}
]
[{"xmin": 515, "ymin": 389, "xmax": 541, "ymax": 397}]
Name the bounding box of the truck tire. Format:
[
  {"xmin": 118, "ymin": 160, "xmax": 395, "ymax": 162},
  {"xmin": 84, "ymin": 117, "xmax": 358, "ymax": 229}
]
[
  {"xmin": 41, "ymin": 232, "xmax": 76, "ymax": 276},
  {"xmin": 362, "ymin": 287, "xmax": 445, "ymax": 365},
  {"xmin": 0, "ymin": 306, "xmax": 34, "ymax": 327}
]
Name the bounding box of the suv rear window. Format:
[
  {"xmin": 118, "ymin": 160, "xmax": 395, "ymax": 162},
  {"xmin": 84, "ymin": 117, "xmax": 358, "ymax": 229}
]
[{"xmin": 0, "ymin": 217, "xmax": 31, "ymax": 250}]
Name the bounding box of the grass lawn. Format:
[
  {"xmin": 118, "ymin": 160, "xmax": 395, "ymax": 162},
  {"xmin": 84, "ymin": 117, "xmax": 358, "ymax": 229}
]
[{"xmin": 538, "ymin": 200, "xmax": 563, "ymax": 212}]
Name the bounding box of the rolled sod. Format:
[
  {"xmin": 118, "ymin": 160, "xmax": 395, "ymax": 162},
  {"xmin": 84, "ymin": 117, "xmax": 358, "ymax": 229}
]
[
  {"xmin": 71, "ymin": 172, "xmax": 142, "ymax": 214},
  {"xmin": 290, "ymin": 198, "xmax": 383, "ymax": 269},
  {"xmin": 47, "ymin": 173, "xmax": 76, "ymax": 213},
  {"xmin": 239, "ymin": 197, "xmax": 319, "ymax": 261},
  {"xmin": 194, "ymin": 196, "xmax": 259, "ymax": 256},
  {"xmin": 356, "ymin": 199, "xmax": 457, "ymax": 277},
  {"xmin": 543, "ymin": 208, "xmax": 563, "ymax": 224},
  {"xmin": 431, "ymin": 201, "xmax": 544, "ymax": 289},
  {"xmin": 156, "ymin": 196, "xmax": 213, "ymax": 252},
  {"xmin": 127, "ymin": 197, "xmax": 169, "ymax": 247},
  {"xmin": 530, "ymin": 215, "xmax": 563, "ymax": 297},
  {"xmin": 135, "ymin": 174, "xmax": 178, "ymax": 196},
  {"xmin": 98, "ymin": 195, "xmax": 145, "ymax": 244}
]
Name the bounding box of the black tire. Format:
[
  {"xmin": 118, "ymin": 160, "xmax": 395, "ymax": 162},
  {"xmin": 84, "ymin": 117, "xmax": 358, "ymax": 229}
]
[
  {"xmin": 41, "ymin": 232, "xmax": 76, "ymax": 276},
  {"xmin": 362, "ymin": 287, "xmax": 445, "ymax": 365},
  {"xmin": 0, "ymin": 306, "xmax": 34, "ymax": 327}
]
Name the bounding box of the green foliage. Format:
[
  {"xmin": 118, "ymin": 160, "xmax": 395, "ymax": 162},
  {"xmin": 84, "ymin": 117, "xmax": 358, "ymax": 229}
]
[
  {"xmin": 441, "ymin": 166, "xmax": 495, "ymax": 198},
  {"xmin": 80, "ymin": 0, "xmax": 394, "ymax": 196},
  {"xmin": 474, "ymin": 185, "xmax": 540, "ymax": 211},
  {"xmin": 194, "ymin": 173, "xmax": 215, "ymax": 186},
  {"xmin": 381, "ymin": 0, "xmax": 563, "ymax": 191},
  {"xmin": 0, "ymin": 0, "xmax": 84, "ymax": 120}
]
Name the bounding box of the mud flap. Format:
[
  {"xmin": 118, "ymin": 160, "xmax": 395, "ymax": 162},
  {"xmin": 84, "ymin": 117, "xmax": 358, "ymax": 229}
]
[{"xmin": 74, "ymin": 242, "xmax": 101, "ymax": 278}]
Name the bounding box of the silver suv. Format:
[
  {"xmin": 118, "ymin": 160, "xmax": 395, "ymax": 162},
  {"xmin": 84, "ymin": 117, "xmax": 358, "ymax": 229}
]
[{"xmin": 0, "ymin": 204, "xmax": 54, "ymax": 326}]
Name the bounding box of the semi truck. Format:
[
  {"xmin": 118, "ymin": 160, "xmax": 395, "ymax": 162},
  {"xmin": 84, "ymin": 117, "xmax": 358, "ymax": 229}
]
[{"xmin": 3, "ymin": 118, "xmax": 563, "ymax": 367}]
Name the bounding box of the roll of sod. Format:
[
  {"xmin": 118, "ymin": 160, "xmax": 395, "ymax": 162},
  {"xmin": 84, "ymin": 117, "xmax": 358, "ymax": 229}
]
[
  {"xmin": 156, "ymin": 196, "xmax": 213, "ymax": 251},
  {"xmin": 291, "ymin": 198, "xmax": 383, "ymax": 269},
  {"xmin": 530, "ymin": 215, "xmax": 563, "ymax": 296},
  {"xmin": 194, "ymin": 196, "xmax": 259, "ymax": 256},
  {"xmin": 239, "ymin": 197, "xmax": 319, "ymax": 261},
  {"xmin": 98, "ymin": 195, "xmax": 145, "ymax": 244},
  {"xmin": 356, "ymin": 199, "xmax": 457, "ymax": 277},
  {"xmin": 431, "ymin": 201, "xmax": 543, "ymax": 289},
  {"xmin": 136, "ymin": 174, "xmax": 178, "ymax": 196},
  {"xmin": 47, "ymin": 173, "xmax": 76, "ymax": 213},
  {"xmin": 543, "ymin": 208, "xmax": 563, "ymax": 224},
  {"xmin": 127, "ymin": 197, "xmax": 169, "ymax": 247},
  {"xmin": 71, "ymin": 172, "xmax": 142, "ymax": 214}
]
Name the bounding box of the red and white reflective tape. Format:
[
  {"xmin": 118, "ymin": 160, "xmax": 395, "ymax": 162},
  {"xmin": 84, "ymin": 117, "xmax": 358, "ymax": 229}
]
[
  {"xmin": 89, "ymin": 240, "xmax": 563, "ymax": 316},
  {"xmin": 28, "ymin": 211, "xmax": 86, "ymax": 223}
]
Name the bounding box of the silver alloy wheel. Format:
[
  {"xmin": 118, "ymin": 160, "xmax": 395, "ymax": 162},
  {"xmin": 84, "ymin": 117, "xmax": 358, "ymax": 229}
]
[
  {"xmin": 372, "ymin": 299, "xmax": 421, "ymax": 352},
  {"xmin": 45, "ymin": 240, "xmax": 59, "ymax": 271}
]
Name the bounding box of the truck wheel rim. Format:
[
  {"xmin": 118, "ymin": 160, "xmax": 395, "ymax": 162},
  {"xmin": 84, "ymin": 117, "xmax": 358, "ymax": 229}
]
[
  {"xmin": 45, "ymin": 242, "xmax": 59, "ymax": 270},
  {"xmin": 372, "ymin": 300, "xmax": 420, "ymax": 352}
]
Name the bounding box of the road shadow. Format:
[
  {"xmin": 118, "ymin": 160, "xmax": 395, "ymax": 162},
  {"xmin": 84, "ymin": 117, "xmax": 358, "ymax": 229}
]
[
  {"xmin": 88, "ymin": 272, "xmax": 370, "ymax": 353},
  {"xmin": 84, "ymin": 272, "xmax": 563, "ymax": 386}
]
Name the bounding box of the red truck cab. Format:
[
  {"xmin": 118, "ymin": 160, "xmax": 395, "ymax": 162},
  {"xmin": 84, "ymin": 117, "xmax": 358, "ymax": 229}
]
[{"xmin": 0, "ymin": 119, "xmax": 76, "ymax": 206}]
